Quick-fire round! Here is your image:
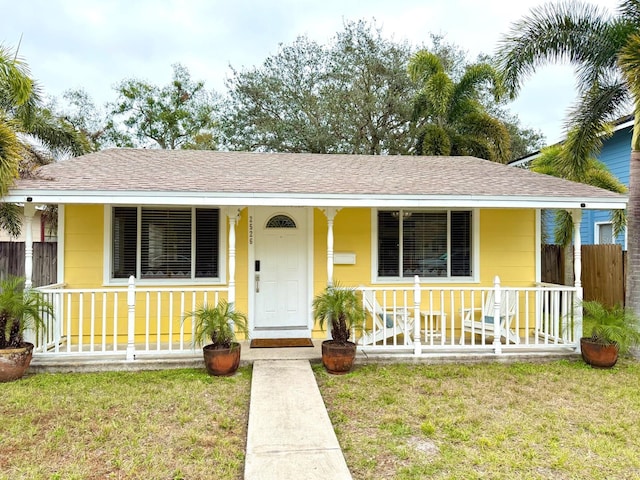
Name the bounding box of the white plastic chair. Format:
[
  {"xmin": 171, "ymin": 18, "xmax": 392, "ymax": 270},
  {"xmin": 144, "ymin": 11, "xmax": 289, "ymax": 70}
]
[
  {"xmin": 460, "ymin": 290, "xmax": 520, "ymax": 344},
  {"xmin": 357, "ymin": 289, "xmax": 414, "ymax": 346}
]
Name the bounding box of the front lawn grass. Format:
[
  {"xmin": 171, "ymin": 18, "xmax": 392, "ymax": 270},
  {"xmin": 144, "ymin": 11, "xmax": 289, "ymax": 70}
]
[
  {"xmin": 5, "ymin": 359, "xmax": 640, "ymax": 479},
  {"xmin": 0, "ymin": 367, "xmax": 251, "ymax": 480},
  {"xmin": 315, "ymin": 359, "xmax": 640, "ymax": 480}
]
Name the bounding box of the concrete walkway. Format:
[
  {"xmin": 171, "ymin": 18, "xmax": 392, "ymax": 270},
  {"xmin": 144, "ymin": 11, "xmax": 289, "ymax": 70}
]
[{"xmin": 244, "ymin": 359, "xmax": 352, "ymax": 480}]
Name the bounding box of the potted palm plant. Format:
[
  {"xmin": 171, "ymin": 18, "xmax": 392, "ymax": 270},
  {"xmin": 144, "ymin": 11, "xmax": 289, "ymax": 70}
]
[
  {"xmin": 186, "ymin": 299, "xmax": 248, "ymax": 376},
  {"xmin": 312, "ymin": 283, "xmax": 365, "ymax": 375},
  {"xmin": 0, "ymin": 276, "xmax": 53, "ymax": 382},
  {"xmin": 580, "ymin": 300, "xmax": 640, "ymax": 368}
]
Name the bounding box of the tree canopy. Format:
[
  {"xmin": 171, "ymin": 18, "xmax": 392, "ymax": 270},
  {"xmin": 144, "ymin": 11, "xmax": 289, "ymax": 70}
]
[
  {"xmin": 47, "ymin": 21, "xmax": 543, "ymax": 161},
  {"xmin": 106, "ymin": 64, "xmax": 218, "ymax": 149},
  {"xmin": 221, "ymin": 20, "xmax": 416, "ymax": 155}
]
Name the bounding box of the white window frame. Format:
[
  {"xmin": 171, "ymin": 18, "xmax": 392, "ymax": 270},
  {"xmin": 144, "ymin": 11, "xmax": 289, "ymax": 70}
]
[
  {"xmin": 371, "ymin": 208, "xmax": 479, "ymax": 284},
  {"xmin": 103, "ymin": 205, "xmax": 227, "ymax": 285},
  {"xmin": 594, "ymin": 221, "xmax": 615, "ymax": 245}
]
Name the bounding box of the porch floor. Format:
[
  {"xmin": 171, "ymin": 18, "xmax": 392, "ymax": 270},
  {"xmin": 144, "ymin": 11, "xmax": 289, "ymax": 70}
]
[{"xmin": 29, "ymin": 339, "xmax": 580, "ymax": 374}]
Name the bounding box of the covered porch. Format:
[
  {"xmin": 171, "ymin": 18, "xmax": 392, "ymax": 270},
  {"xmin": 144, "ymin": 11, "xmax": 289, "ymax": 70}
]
[
  {"xmin": 6, "ymin": 150, "xmax": 624, "ymax": 367},
  {"xmin": 28, "ymin": 275, "xmax": 581, "ymax": 364}
]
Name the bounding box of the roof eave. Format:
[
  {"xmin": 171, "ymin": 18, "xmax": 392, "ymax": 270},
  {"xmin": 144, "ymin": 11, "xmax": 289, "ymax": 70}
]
[{"xmin": 4, "ymin": 189, "xmax": 628, "ymax": 210}]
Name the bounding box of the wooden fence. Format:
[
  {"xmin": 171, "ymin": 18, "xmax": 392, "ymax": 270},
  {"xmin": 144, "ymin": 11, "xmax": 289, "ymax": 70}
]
[
  {"xmin": 541, "ymin": 244, "xmax": 565, "ymax": 285},
  {"xmin": 542, "ymin": 244, "xmax": 625, "ymax": 307},
  {"xmin": 0, "ymin": 242, "xmax": 57, "ymax": 287},
  {"xmin": 582, "ymin": 244, "xmax": 625, "ymax": 308}
]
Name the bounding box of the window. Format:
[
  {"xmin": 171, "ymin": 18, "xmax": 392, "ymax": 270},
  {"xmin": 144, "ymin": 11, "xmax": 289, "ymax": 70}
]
[
  {"xmin": 377, "ymin": 210, "xmax": 472, "ymax": 279},
  {"xmin": 595, "ymin": 222, "xmax": 614, "ymax": 245},
  {"xmin": 112, "ymin": 207, "xmax": 220, "ymax": 280},
  {"xmin": 266, "ymin": 214, "xmax": 296, "ymax": 228}
]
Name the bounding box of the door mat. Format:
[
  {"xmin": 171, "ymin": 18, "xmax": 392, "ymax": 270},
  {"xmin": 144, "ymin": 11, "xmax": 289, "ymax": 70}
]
[{"xmin": 250, "ymin": 338, "xmax": 314, "ymax": 348}]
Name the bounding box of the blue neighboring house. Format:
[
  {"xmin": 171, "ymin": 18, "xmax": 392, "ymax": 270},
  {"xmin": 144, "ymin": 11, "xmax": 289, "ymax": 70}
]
[{"xmin": 513, "ymin": 115, "xmax": 632, "ymax": 248}]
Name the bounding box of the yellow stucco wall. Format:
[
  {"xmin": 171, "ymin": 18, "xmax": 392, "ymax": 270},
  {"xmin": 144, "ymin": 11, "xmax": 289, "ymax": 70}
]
[
  {"xmin": 61, "ymin": 205, "xmax": 537, "ymax": 341},
  {"xmin": 61, "ymin": 205, "xmax": 246, "ymax": 342},
  {"xmin": 478, "ymin": 209, "xmax": 536, "ymax": 286},
  {"xmin": 64, "ymin": 206, "xmax": 536, "ymax": 290},
  {"xmin": 64, "ymin": 205, "xmax": 105, "ymax": 287},
  {"xmin": 313, "ymin": 207, "xmax": 536, "ymax": 290}
]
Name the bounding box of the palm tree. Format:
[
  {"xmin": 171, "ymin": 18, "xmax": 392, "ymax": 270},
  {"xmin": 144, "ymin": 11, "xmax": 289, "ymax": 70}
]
[
  {"xmin": 531, "ymin": 140, "xmax": 627, "ymax": 247},
  {"xmin": 496, "ymin": 0, "xmax": 640, "ymax": 313},
  {"xmin": 0, "ymin": 44, "xmax": 89, "ymax": 237},
  {"xmin": 0, "ymin": 44, "xmax": 32, "ymax": 198},
  {"xmin": 408, "ymin": 50, "xmax": 511, "ymax": 163}
]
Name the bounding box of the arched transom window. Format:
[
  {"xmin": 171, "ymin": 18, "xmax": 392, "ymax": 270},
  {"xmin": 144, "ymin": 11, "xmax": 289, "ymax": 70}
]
[{"xmin": 266, "ymin": 214, "xmax": 297, "ymax": 228}]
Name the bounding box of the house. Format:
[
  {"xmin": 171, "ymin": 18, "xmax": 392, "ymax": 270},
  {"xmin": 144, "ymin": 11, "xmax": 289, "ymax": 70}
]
[
  {"xmin": 4, "ymin": 149, "xmax": 627, "ymax": 361},
  {"xmin": 512, "ymin": 115, "xmax": 633, "ymax": 247},
  {"xmin": 583, "ymin": 117, "xmax": 632, "ymax": 246}
]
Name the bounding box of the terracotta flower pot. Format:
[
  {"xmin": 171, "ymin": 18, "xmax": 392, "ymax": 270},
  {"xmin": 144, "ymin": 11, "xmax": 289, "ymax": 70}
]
[
  {"xmin": 0, "ymin": 342, "xmax": 34, "ymax": 382},
  {"xmin": 203, "ymin": 342, "xmax": 241, "ymax": 376},
  {"xmin": 321, "ymin": 340, "xmax": 357, "ymax": 375},
  {"xmin": 581, "ymin": 337, "xmax": 619, "ymax": 368}
]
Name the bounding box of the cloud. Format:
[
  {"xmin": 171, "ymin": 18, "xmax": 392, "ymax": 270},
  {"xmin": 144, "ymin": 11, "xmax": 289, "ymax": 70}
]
[{"xmin": 0, "ymin": 0, "xmax": 622, "ymax": 141}]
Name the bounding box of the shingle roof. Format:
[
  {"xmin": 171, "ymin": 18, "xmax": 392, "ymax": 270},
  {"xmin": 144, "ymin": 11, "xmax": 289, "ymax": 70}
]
[
  {"xmin": 11, "ymin": 148, "xmax": 624, "ymax": 197},
  {"xmin": 6, "ymin": 149, "xmax": 627, "ymax": 210}
]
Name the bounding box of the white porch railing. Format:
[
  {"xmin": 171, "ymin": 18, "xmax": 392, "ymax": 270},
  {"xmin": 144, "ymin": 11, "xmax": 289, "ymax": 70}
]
[
  {"xmin": 34, "ymin": 276, "xmax": 228, "ymax": 359},
  {"xmin": 32, "ymin": 275, "xmax": 580, "ymax": 361},
  {"xmin": 356, "ymin": 276, "xmax": 581, "ymax": 355}
]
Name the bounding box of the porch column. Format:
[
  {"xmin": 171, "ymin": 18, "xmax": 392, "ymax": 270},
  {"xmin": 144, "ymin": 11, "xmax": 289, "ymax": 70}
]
[
  {"xmin": 227, "ymin": 208, "xmax": 242, "ymax": 307},
  {"xmin": 571, "ymin": 209, "xmax": 583, "ymax": 291},
  {"xmin": 413, "ymin": 275, "xmax": 422, "ymax": 355},
  {"xmin": 571, "ymin": 209, "xmax": 584, "ymax": 352},
  {"xmin": 23, "ymin": 203, "xmax": 36, "ymax": 289},
  {"xmin": 321, "ymin": 208, "xmax": 341, "ymax": 287},
  {"xmin": 492, "ymin": 276, "xmax": 502, "ymax": 355},
  {"xmin": 126, "ymin": 275, "xmax": 136, "ymax": 361}
]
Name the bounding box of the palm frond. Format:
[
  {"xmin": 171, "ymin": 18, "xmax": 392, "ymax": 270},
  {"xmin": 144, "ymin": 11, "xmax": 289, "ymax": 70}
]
[
  {"xmin": 554, "ymin": 209, "xmax": 575, "ymax": 248},
  {"xmin": 17, "ymin": 106, "xmax": 91, "ymax": 157},
  {"xmin": 423, "ymin": 72, "xmax": 454, "ymax": 121},
  {"xmin": 450, "ymin": 134, "xmax": 493, "ymax": 161},
  {"xmin": 186, "ymin": 299, "xmax": 248, "ymax": 348},
  {"xmin": 0, "ymin": 202, "xmax": 21, "ymax": 238},
  {"xmin": 618, "ymin": 33, "xmax": 640, "ymax": 150},
  {"xmin": 457, "ymin": 112, "xmax": 511, "ymax": 163},
  {"xmin": 583, "ymin": 164, "xmax": 628, "ymax": 193},
  {"xmin": 407, "ymin": 50, "xmax": 443, "ymax": 83},
  {"xmin": 562, "ymin": 83, "xmax": 628, "ymax": 177},
  {"xmin": 415, "ymin": 124, "xmax": 451, "ymax": 156},
  {"xmin": 496, "ymin": 1, "xmax": 616, "ymax": 96},
  {"xmin": 0, "ymin": 117, "xmax": 21, "ymax": 196},
  {"xmin": 582, "ymin": 300, "xmax": 640, "ymax": 353},
  {"xmin": 0, "ymin": 44, "xmax": 32, "ymax": 108},
  {"xmin": 618, "ymin": 0, "xmax": 640, "ymax": 26},
  {"xmin": 455, "ymin": 63, "xmax": 504, "ymax": 104},
  {"xmin": 611, "ymin": 208, "xmax": 628, "ymax": 237},
  {"xmin": 0, "ymin": 276, "xmax": 53, "ymax": 348},
  {"xmin": 531, "ymin": 144, "xmax": 564, "ymax": 176}
]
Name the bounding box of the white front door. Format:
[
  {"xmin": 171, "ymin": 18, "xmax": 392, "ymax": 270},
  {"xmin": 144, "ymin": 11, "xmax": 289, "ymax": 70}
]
[{"xmin": 252, "ymin": 207, "xmax": 311, "ymax": 338}]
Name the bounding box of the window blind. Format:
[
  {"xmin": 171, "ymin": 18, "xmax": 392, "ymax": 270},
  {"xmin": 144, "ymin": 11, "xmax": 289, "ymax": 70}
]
[
  {"xmin": 112, "ymin": 207, "xmax": 220, "ymax": 281},
  {"xmin": 377, "ymin": 209, "xmax": 472, "ymax": 279},
  {"xmin": 195, "ymin": 208, "xmax": 219, "ymax": 278},
  {"xmin": 377, "ymin": 211, "xmax": 400, "ymax": 277},
  {"xmin": 112, "ymin": 207, "xmax": 137, "ymax": 278},
  {"xmin": 141, "ymin": 209, "xmax": 192, "ymax": 278}
]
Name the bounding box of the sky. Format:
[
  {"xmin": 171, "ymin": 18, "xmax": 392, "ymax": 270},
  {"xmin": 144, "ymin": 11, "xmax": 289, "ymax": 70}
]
[{"xmin": 1, "ymin": 0, "xmax": 621, "ymax": 145}]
